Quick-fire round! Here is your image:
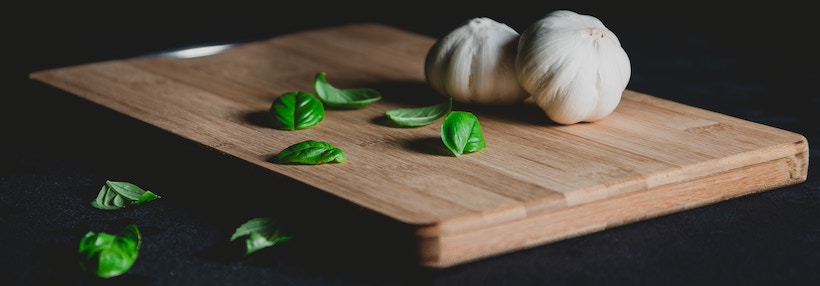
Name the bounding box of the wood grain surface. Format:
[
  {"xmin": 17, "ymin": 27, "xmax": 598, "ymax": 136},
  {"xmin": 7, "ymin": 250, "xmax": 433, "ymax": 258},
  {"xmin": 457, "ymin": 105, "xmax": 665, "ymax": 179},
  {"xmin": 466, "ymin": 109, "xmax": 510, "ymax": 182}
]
[{"xmin": 30, "ymin": 23, "xmax": 809, "ymax": 268}]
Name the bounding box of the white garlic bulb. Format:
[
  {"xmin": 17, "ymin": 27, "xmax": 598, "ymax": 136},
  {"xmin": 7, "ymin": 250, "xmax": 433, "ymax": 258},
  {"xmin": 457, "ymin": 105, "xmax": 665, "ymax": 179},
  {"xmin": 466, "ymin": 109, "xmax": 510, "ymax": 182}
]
[
  {"xmin": 425, "ymin": 17, "xmax": 529, "ymax": 105},
  {"xmin": 516, "ymin": 10, "xmax": 631, "ymax": 124}
]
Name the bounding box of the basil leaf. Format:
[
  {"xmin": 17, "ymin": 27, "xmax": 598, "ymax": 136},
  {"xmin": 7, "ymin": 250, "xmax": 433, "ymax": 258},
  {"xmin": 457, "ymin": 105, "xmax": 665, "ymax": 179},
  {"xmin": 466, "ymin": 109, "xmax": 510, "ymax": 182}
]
[
  {"xmin": 269, "ymin": 91, "xmax": 324, "ymax": 130},
  {"xmin": 313, "ymin": 72, "xmax": 381, "ymax": 109},
  {"xmin": 230, "ymin": 217, "xmax": 292, "ymax": 256},
  {"xmin": 91, "ymin": 181, "xmax": 160, "ymax": 210},
  {"xmin": 385, "ymin": 98, "xmax": 452, "ymax": 127},
  {"xmin": 441, "ymin": 111, "xmax": 486, "ymax": 157},
  {"xmin": 78, "ymin": 224, "xmax": 141, "ymax": 278},
  {"xmin": 274, "ymin": 140, "xmax": 346, "ymax": 165}
]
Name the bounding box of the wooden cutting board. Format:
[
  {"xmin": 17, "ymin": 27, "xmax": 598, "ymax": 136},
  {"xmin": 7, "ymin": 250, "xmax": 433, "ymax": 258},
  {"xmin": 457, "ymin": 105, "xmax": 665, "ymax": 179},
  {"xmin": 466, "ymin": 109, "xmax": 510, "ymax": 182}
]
[{"xmin": 30, "ymin": 23, "xmax": 809, "ymax": 268}]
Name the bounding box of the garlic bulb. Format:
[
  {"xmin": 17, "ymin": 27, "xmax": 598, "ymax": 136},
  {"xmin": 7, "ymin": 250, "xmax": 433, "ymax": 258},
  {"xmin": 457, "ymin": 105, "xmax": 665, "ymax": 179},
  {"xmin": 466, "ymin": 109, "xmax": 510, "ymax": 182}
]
[
  {"xmin": 516, "ymin": 10, "xmax": 631, "ymax": 124},
  {"xmin": 425, "ymin": 17, "xmax": 529, "ymax": 105}
]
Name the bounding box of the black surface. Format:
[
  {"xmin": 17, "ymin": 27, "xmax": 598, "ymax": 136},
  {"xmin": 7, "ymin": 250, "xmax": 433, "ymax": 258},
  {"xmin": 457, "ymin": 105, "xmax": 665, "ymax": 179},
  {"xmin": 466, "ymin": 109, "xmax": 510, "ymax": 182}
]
[{"xmin": 4, "ymin": 2, "xmax": 818, "ymax": 285}]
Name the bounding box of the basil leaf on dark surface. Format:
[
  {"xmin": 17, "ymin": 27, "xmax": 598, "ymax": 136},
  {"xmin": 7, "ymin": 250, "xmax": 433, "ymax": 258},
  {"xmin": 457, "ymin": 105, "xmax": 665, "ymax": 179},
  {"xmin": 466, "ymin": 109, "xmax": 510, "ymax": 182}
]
[
  {"xmin": 274, "ymin": 140, "xmax": 346, "ymax": 164},
  {"xmin": 386, "ymin": 98, "xmax": 452, "ymax": 127},
  {"xmin": 78, "ymin": 224, "xmax": 141, "ymax": 279},
  {"xmin": 230, "ymin": 217, "xmax": 292, "ymax": 255},
  {"xmin": 91, "ymin": 181, "xmax": 160, "ymax": 210},
  {"xmin": 441, "ymin": 111, "xmax": 486, "ymax": 156},
  {"xmin": 313, "ymin": 72, "xmax": 381, "ymax": 109},
  {"xmin": 269, "ymin": 91, "xmax": 325, "ymax": 130}
]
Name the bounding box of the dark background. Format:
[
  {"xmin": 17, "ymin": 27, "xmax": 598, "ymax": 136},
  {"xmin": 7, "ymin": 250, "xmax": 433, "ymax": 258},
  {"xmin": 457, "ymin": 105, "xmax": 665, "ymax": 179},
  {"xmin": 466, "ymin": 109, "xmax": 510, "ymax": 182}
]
[{"xmin": 3, "ymin": 1, "xmax": 818, "ymax": 285}]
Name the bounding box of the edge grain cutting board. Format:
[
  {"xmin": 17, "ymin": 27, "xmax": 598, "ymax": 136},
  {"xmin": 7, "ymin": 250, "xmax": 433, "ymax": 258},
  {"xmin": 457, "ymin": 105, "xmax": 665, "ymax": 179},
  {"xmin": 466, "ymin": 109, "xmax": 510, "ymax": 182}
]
[{"xmin": 30, "ymin": 23, "xmax": 809, "ymax": 268}]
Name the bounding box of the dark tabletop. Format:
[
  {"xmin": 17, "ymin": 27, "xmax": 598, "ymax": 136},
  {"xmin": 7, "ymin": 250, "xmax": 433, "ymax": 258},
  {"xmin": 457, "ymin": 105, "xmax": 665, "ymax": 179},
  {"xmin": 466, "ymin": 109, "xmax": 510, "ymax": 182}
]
[{"xmin": 3, "ymin": 1, "xmax": 818, "ymax": 285}]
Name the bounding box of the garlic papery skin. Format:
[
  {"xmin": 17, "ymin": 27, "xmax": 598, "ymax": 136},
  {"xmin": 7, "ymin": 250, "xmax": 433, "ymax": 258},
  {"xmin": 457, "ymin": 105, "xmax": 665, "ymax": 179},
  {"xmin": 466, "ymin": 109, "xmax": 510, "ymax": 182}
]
[
  {"xmin": 516, "ymin": 10, "xmax": 631, "ymax": 124},
  {"xmin": 425, "ymin": 17, "xmax": 529, "ymax": 105}
]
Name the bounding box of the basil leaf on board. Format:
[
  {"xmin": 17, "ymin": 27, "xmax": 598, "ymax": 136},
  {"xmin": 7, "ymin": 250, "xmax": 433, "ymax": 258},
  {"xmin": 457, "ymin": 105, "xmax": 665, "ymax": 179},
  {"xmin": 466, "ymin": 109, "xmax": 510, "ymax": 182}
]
[
  {"xmin": 269, "ymin": 91, "xmax": 324, "ymax": 130},
  {"xmin": 78, "ymin": 224, "xmax": 141, "ymax": 279},
  {"xmin": 230, "ymin": 217, "xmax": 292, "ymax": 256},
  {"xmin": 441, "ymin": 111, "xmax": 486, "ymax": 157},
  {"xmin": 91, "ymin": 181, "xmax": 160, "ymax": 210},
  {"xmin": 385, "ymin": 98, "xmax": 452, "ymax": 127},
  {"xmin": 313, "ymin": 72, "xmax": 381, "ymax": 109},
  {"xmin": 274, "ymin": 140, "xmax": 346, "ymax": 165}
]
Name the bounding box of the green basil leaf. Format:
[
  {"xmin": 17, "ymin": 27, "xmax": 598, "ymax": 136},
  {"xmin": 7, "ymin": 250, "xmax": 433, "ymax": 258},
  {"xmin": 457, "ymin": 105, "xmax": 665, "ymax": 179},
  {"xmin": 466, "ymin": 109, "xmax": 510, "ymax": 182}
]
[
  {"xmin": 269, "ymin": 91, "xmax": 324, "ymax": 130},
  {"xmin": 385, "ymin": 98, "xmax": 452, "ymax": 127},
  {"xmin": 274, "ymin": 140, "xmax": 346, "ymax": 165},
  {"xmin": 441, "ymin": 111, "xmax": 486, "ymax": 157},
  {"xmin": 91, "ymin": 181, "xmax": 160, "ymax": 210},
  {"xmin": 313, "ymin": 72, "xmax": 381, "ymax": 109},
  {"xmin": 230, "ymin": 217, "xmax": 292, "ymax": 256},
  {"xmin": 78, "ymin": 224, "xmax": 141, "ymax": 278}
]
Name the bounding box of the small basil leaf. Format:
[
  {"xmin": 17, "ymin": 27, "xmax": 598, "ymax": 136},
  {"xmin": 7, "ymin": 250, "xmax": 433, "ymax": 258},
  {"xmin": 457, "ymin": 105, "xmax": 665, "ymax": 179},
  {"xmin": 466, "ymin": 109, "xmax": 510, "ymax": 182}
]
[
  {"xmin": 274, "ymin": 140, "xmax": 346, "ymax": 165},
  {"xmin": 230, "ymin": 217, "xmax": 292, "ymax": 256},
  {"xmin": 441, "ymin": 111, "xmax": 486, "ymax": 157},
  {"xmin": 313, "ymin": 72, "xmax": 381, "ymax": 109},
  {"xmin": 269, "ymin": 91, "xmax": 324, "ymax": 130},
  {"xmin": 78, "ymin": 224, "xmax": 141, "ymax": 279},
  {"xmin": 91, "ymin": 181, "xmax": 160, "ymax": 210},
  {"xmin": 385, "ymin": 98, "xmax": 452, "ymax": 127}
]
